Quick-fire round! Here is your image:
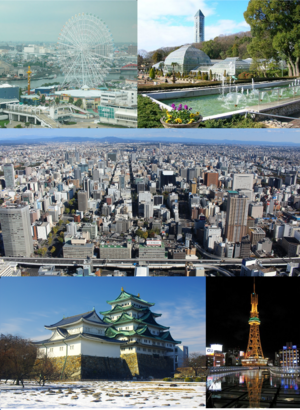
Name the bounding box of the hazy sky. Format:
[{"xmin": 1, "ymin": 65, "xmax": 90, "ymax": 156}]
[
  {"xmin": 138, "ymin": 0, "xmax": 250, "ymax": 51},
  {"xmin": 0, "ymin": 0, "xmax": 137, "ymax": 43},
  {"xmin": 0, "ymin": 277, "xmax": 205, "ymax": 353},
  {"xmin": 1, "ymin": 128, "xmax": 300, "ymax": 144}
]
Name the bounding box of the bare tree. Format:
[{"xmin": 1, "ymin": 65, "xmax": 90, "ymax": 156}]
[
  {"xmin": 31, "ymin": 352, "xmax": 60, "ymax": 386},
  {"xmin": 183, "ymin": 352, "xmax": 206, "ymax": 377},
  {"xmin": 0, "ymin": 334, "xmax": 37, "ymax": 387}
]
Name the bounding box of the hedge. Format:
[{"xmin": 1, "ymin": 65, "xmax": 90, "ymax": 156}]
[{"xmin": 138, "ymin": 76, "xmax": 297, "ymax": 93}]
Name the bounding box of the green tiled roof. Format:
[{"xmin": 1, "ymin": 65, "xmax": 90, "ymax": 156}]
[
  {"xmin": 103, "ymin": 311, "xmax": 169, "ymax": 329},
  {"xmin": 106, "ymin": 290, "xmax": 154, "ymax": 306},
  {"xmin": 105, "ymin": 325, "xmax": 181, "ymax": 344}
]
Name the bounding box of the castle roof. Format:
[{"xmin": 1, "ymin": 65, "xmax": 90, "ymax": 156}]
[
  {"xmin": 45, "ymin": 310, "xmax": 107, "ymax": 329},
  {"xmin": 103, "ymin": 311, "xmax": 168, "ymax": 329},
  {"xmin": 105, "ymin": 325, "xmax": 181, "ymax": 344},
  {"xmin": 99, "ymin": 303, "xmax": 160, "ymax": 316},
  {"xmin": 33, "ymin": 331, "xmax": 125, "ymax": 346},
  {"xmin": 106, "ymin": 289, "xmax": 154, "ymax": 306}
]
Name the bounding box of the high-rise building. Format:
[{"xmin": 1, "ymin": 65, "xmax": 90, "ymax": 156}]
[
  {"xmin": 194, "ymin": 10, "xmax": 205, "ymax": 43},
  {"xmin": 277, "ymin": 343, "xmax": 299, "ymax": 367},
  {"xmin": 119, "ymin": 175, "xmax": 125, "ymax": 190},
  {"xmin": 0, "ymin": 203, "xmax": 33, "ymax": 257},
  {"xmin": 83, "ymin": 177, "xmax": 90, "ymax": 198},
  {"xmin": 78, "ymin": 191, "xmax": 88, "ymax": 212},
  {"xmin": 3, "ymin": 164, "xmax": 15, "ymax": 189},
  {"xmin": 204, "ymin": 172, "xmax": 218, "ymax": 187},
  {"xmin": 75, "ymin": 150, "xmax": 80, "ymax": 162},
  {"xmin": 74, "ymin": 168, "xmax": 82, "ymax": 185},
  {"xmin": 225, "ymin": 192, "xmax": 248, "ymax": 243}
]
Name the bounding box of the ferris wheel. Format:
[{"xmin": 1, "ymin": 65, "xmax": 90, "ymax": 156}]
[{"xmin": 57, "ymin": 13, "xmax": 114, "ymax": 88}]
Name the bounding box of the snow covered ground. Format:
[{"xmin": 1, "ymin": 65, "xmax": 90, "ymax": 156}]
[{"xmin": 0, "ymin": 380, "xmax": 206, "ymax": 408}]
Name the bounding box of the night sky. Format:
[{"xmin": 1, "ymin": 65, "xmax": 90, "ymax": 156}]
[{"xmin": 206, "ymin": 278, "xmax": 299, "ymax": 360}]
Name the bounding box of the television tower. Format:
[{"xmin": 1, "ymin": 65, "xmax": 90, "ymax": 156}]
[{"xmin": 242, "ymin": 279, "xmax": 268, "ymax": 366}]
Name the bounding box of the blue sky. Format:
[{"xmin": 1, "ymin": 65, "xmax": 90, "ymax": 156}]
[
  {"xmin": 0, "ymin": 0, "xmax": 137, "ymax": 43},
  {"xmin": 0, "ymin": 277, "xmax": 205, "ymax": 353},
  {"xmin": 1, "ymin": 128, "xmax": 300, "ymax": 143},
  {"xmin": 138, "ymin": 0, "xmax": 250, "ymax": 51}
]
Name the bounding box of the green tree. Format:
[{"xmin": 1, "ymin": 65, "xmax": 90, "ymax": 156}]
[
  {"xmin": 65, "ymin": 208, "xmax": 70, "ymax": 214},
  {"xmin": 74, "ymin": 98, "xmax": 82, "ymax": 107},
  {"xmin": 58, "ymin": 236, "xmax": 64, "ymax": 244},
  {"xmin": 149, "ymin": 67, "xmax": 155, "ymax": 80},
  {"xmin": 55, "ymin": 97, "xmax": 60, "ymax": 105},
  {"xmin": 71, "ymin": 209, "xmax": 76, "ymax": 214},
  {"xmin": 244, "ymin": 0, "xmax": 300, "ymax": 76},
  {"xmin": 41, "ymin": 95, "xmax": 45, "ymax": 104},
  {"xmin": 50, "ymin": 246, "xmax": 56, "ymax": 254},
  {"xmin": 152, "ymin": 50, "xmax": 163, "ymax": 63},
  {"xmin": 68, "ymin": 96, "xmax": 74, "ymax": 104},
  {"xmin": 52, "ymin": 227, "xmax": 58, "ymax": 235}
]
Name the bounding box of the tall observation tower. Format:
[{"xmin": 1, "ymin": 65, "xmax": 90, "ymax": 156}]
[
  {"xmin": 194, "ymin": 10, "xmax": 205, "ymax": 43},
  {"xmin": 242, "ymin": 280, "xmax": 268, "ymax": 366}
]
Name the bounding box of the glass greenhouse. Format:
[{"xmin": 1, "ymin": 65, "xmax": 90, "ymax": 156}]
[{"xmin": 163, "ymin": 45, "xmax": 211, "ymax": 75}]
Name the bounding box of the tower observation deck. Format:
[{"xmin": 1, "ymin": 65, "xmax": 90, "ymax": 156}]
[{"xmin": 242, "ymin": 280, "xmax": 268, "ymax": 366}]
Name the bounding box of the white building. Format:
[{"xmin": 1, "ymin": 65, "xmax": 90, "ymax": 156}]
[
  {"xmin": 232, "ymin": 174, "xmax": 253, "ymax": 191},
  {"xmin": 34, "ymin": 310, "xmax": 123, "ymax": 359}
]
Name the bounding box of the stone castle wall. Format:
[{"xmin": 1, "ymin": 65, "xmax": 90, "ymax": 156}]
[
  {"xmin": 121, "ymin": 353, "xmax": 174, "ymax": 378},
  {"xmin": 47, "ymin": 353, "xmax": 173, "ymax": 380}
]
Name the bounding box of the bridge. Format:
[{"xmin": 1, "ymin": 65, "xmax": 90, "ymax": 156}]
[
  {"xmin": 1, "ymin": 255, "xmax": 299, "ymax": 276},
  {"xmin": 2, "ymin": 103, "xmax": 96, "ymax": 128}
]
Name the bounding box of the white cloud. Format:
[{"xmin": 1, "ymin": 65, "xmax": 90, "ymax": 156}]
[
  {"xmin": 138, "ymin": 0, "xmax": 216, "ymax": 22},
  {"xmin": 139, "ymin": 19, "xmax": 249, "ymax": 51},
  {"xmin": 138, "ymin": 0, "xmax": 249, "ymax": 51}
]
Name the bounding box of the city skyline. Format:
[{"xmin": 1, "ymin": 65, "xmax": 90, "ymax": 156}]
[
  {"xmin": 206, "ymin": 278, "xmax": 299, "ymax": 360},
  {"xmin": 0, "ymin": 0, "xmax": 137, "ymax": 43},
  {"xmin": 0, "ymin": 277, "xmax": 206, "ymax": 353}
]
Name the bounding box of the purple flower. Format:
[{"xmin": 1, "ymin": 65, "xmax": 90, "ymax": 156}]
[
  {"xmin": 178, "ymin": 104, "xmax": 182, "ymax": 111},
  {"xmin": 189, "ymin": 107, "xmax": 193, "ymax": 111},
  {"xmin": 171, "ymin": 103, "xmax": 176, "ymax": 109},
  {"xmin": 184, "ymin": 105, "xmax": 188, "ymax": 110}
]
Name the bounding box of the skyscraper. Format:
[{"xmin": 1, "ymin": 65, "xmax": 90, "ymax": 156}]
[
  {"xmin": 194, "ymin": 10, "xmax": 205, "ymax": 43},
  {"xmin": 78, "ymin": 191, "xmax": 88, "ymax": 212},
  {"xmin": 119, "ymin": 175, "xmax": 125, "ymax": 190},
  {"xmin": 74, "ymin": 168, "xmax": 82, "ymax": 185},
  {"xmin": 225, "ymin": 193, "xmax": 248, "ymax": 243},
  {"xmin": 0, "ymin": 203, "xmax": 33, "ymax": 257},
  {"xmin": 3, "ymin": 163, "xmax": 15, "ymax": 189}
]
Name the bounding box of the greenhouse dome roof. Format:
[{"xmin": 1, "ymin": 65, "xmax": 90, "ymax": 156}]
[{"xmin": 164, "ymin": 45, "xmax": 211, "ymax": 74}]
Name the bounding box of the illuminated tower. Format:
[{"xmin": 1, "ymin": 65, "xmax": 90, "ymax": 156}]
[{"xmin": 242, "ymin": 280, "xmax": 268, "ymax": 366}]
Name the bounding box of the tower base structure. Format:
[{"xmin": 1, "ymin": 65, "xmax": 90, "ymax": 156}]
[{"xmin": 241, "ymin": 357, "xmax": 268, "ymax": 367}]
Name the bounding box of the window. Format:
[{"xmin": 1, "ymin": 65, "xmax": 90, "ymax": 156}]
[
  {"xmin": 70, "ymin": 345, "xmax": 74, "ymax": 350},
  {"xmin": 59, "ymin": 347, "xmax": 64, "ymax": 351},
  {"xmin": 148, "ymin": 349, "xmax": 151, "ymax": 352},
  {"xmin": 49, "ymin": 348, "xmax": 53, "ymax": 352},
  {"xmin": 143, "ymin": 348, "xmax": 146, "ymax": 352}
]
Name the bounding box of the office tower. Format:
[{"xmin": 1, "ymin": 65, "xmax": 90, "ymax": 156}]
[
  {"xmin": 0, "ymin": 203, "xmax": 33, "ymax": 257},
  {"xmin": 107, "ymin": 152, "xmax": 117, "ymax": 162},
  {"xmin": 75, "ymin": 150, "xmax": 80, "ymax": 162},
  {"xmin": 74, "ymin": 168, "xmax": 82, "ymax": 186},
  {"xmin": 194, "ymin": 10, "xmax": 205, "ymax": 43},
  {"xmin": 78, "ymin": 191, "xmax": 88, "ymax": 212},
  {"xmin": 65, "ymin": 152, "xmax": 69, "ymax": 161},
  {"xmin": 93, "ymin": 169, "xmax": 100, "ymax": 181},
  {"xmin": 153, "ymin": 195, "xmax": 163, "ymax": 206},
  {"xmin": 232, "ymin": 174, "xmax": 253, "ymax": 191},
  {"xmin": 144, "ymin": 202, "xmax": 154, "ymax": 219},
  {"xmin": 225, "ymin": 193, "xmax": 248, "ymax": 243},
  {"xmin": 3, "ymin": 163, "xmax": 15, "ymax": 189},
  {"xmin": 188, "ymin": 168, "xmax": 196, "ymax": 181},
  {"xmin": 204, "ymin": 172, "xmax": 218, "ymax": 187},
  {"xmin": 160, "ymin": 171, "xmax": 176, "ymax": 187},
  {"xmin": 83, "ymin": 177, "xmax": 90, "ymax": 198},
  {"xmin": 119, "ymin": 175, "xmax": 125, "ymax": 190}
]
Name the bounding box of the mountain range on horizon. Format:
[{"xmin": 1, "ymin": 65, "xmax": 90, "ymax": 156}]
[{"xmin": 0, "ymin": 136, "xmax": 299, "ymax": 147}]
